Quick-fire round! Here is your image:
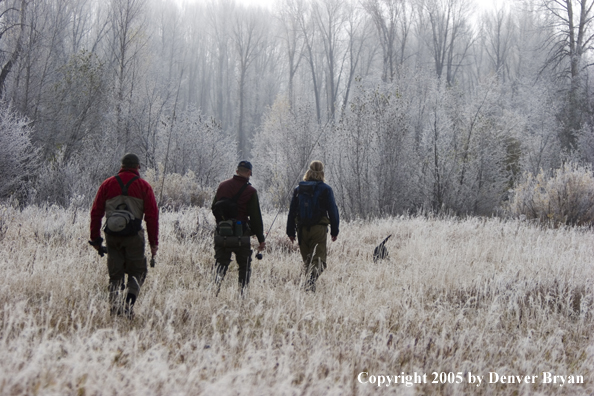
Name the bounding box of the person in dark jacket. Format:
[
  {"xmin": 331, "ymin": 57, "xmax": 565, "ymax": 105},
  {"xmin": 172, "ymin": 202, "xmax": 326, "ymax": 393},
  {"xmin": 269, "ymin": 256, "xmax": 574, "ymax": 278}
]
[
  {"xmin": 89, "ymin": 153, "xmax": 159, "ymax": 318},
  {"xmin": 286, "ymin": 160, "xmax": 339, "ymax": 292},
  {"xmin": 211, "ymin": 160, "xmax": 266, "ymax": 294}
]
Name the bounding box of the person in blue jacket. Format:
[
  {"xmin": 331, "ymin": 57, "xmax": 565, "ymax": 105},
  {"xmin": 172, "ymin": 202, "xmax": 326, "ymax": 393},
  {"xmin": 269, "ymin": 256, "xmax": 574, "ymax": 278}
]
[{"xmin": 286, "ymin": 160, "xmax": 339, "ymax": 292}]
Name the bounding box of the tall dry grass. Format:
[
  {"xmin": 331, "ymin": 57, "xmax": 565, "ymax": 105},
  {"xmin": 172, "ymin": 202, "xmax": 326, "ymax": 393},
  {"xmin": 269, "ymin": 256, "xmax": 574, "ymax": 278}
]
[{"xmin": 0, "ymin": 204, "xmax": 592, "ymax": 395}]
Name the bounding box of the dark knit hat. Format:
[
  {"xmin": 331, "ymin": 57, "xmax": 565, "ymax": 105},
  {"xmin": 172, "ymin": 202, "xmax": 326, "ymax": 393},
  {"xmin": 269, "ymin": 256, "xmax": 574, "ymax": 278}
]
[
  {"xmin": 121, "ymin": 153, "xmax": 140, "ymax": 167},
  {"xmin": 237, "ymin": 160, "xmax": 252, "ymax": 171}
]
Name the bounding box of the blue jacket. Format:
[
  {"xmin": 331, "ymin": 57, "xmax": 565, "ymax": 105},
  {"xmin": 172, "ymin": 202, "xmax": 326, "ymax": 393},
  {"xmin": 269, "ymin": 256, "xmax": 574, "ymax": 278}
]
[{"xmin": 286, "ymin": 181, "xmax": 340, "ymax": 238}]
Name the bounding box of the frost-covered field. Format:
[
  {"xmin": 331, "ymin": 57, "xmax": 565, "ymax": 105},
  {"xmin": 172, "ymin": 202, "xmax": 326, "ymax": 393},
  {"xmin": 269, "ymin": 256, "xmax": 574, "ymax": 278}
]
[{"xmin": 0, "ymin": 204, "xmax": 593, "ymax": 395}]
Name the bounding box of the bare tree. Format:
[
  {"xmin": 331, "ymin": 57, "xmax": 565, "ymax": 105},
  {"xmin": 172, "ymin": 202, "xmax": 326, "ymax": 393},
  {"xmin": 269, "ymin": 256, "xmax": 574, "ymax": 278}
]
[
  {"xmin": 542, "ymin": 0, "xmax": 594, "ymax": 81},
  {"xmin": 54, "ymin": 50, "xmax": 107, "ymax": 162},
  {"xmin": 363, "ymin": 0, "xmax": 410, "ymax": 82},
  {"xmin": 27, "ymin": 0, "xmax": 70, "ymax": 121},
  {"xmin": 278, "ymin": 0, "xmax": 306, "ymax": 108},
  {"xmin": 0, "ymin": 0, "xmax": 27, "ymax": 98},
  {"xmin": 312, "ymin": 0, "xmax": 346, "ymax": 120},
  {"xmin": 207, "ymin": 0, "xmax": 234, "ymax": 130},
  {"xmin": 107, "ymin": 0, "xmax": 148, "ymax": 150},
  {"xmin": 419, "ymin": 0, "xmax": 474, "ymax": 85},
  {"xmin": 297, "ymin": 0, "xmax": 323, "ymax": 123},
  {"xmin": 184, "ymin": 2, "xmax": 210, "ymax": 111},
  {"xmin": 232, "ymin": 5, "xmax": 267, "ymax": 157},
  {"xmin": 480, "ymin": 5, "xmax": 516, "ymax": 82},
  {"xmin": 540, "ymin": 0, "xmax": 594, "ymax": 149},
  {"xmin": 341, "ymin": 0, "xmax": 372, "ymax": 112}
]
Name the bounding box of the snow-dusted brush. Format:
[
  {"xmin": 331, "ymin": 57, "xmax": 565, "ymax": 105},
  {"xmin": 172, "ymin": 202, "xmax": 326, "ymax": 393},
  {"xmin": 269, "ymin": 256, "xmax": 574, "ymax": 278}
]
[{"xmin": 0, "ymin": 204, "xmax": 592, "ymax": 395}]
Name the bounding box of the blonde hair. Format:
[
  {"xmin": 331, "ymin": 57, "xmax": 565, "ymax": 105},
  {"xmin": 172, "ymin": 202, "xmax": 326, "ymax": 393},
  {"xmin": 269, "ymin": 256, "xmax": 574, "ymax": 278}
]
[{"xmin": 303, "ymin": 160, "xmax": 325, "ymax": 182}]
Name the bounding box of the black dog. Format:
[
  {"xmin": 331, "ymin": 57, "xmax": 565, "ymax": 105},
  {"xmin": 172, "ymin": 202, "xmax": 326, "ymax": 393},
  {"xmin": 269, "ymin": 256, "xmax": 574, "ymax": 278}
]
[{"xmin": 373, "ymin": 235, "xmax": 392, "ymax": 262}]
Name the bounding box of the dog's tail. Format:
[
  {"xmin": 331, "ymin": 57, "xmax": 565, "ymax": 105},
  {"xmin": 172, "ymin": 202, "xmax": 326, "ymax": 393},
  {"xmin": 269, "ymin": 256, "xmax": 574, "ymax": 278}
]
[{"xmin": 380, "ymin": 234, "xmax": 392, "ymax": 247}]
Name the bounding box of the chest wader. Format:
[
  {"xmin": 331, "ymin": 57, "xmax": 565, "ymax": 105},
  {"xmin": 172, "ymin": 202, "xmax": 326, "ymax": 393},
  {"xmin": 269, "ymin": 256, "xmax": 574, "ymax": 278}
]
[
  {"xmin": 298, "ymin": 221, "xmax": 329, "ymax": 292},
  {"xmin": 213, "ymin": 183, "xmax": 252, "ymax": 296},
  {"xmin": 105, "ymin": 175, "xmax": 145, "ymax": 319}
]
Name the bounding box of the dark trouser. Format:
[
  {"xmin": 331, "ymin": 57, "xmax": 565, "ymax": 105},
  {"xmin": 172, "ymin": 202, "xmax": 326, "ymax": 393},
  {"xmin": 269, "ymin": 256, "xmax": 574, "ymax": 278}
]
[
  {"xmin": 214, "ymin": 241, "xmax": 252, "ymax": 292},
  {"xmin": 298, "ymin": 224, "xmax": 328, "ymax": 291},
  {"xmin": 105, "ymin": 232, "xmax": 147, "ymax": 308}
]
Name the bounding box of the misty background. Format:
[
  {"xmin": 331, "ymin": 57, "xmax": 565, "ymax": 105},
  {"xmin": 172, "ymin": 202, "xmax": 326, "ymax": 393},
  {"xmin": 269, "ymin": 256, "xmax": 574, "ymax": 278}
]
[{"xmin": 0, "ymin": 0, "xmax": 593, "ymax": 221}]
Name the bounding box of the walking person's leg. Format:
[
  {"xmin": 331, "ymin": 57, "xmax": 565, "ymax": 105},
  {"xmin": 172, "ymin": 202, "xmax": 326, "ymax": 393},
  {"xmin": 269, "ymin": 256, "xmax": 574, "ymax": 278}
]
[
  {"xmin": 106, "ymin": 235, "xmax": 126, "ymax": 315},
  {"xmin": 122, "ymin": 232, "xmax": 147, "ymax": 317},
  {"xmin": 214, "ymin": 245, "xmax": 232, "ymax": 296},
  {"xmin": 299, "ymin": 225, "xmax": 328, "ymax": 292},
  {"xmin": 235, "ymin": 245, "xmax": 253, "ymax": 294}
]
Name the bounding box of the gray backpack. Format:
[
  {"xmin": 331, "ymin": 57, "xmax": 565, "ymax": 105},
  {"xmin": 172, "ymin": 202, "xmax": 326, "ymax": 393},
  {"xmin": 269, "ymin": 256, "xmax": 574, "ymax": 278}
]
[{"xmin": 104, "ymin": 176, "xmax": 142, "ymax": 236}]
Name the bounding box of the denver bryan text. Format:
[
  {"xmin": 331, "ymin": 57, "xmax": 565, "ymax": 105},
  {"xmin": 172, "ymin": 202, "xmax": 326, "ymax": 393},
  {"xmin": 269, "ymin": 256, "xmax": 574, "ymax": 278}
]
[{"xmin": 488, "ymin": 372, "xmax": 584, "ymax": 387}]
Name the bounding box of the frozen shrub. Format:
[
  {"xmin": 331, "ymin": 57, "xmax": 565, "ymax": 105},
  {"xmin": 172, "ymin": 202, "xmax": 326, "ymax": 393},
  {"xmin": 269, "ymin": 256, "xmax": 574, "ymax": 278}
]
[
  {"xmin": 30, "ymin": 149, "xmax": 117, "ymax": 208},
  {"xmin": 143, "ymin": 165, "xmax": 212, "ymax": 210},
  {"xmin": 0, "ymin": 103, "xmax": 39, "ymax": 202},
  {"xmin": 507, "ymin": 162, "xmax": 594, "ymax": 226}
]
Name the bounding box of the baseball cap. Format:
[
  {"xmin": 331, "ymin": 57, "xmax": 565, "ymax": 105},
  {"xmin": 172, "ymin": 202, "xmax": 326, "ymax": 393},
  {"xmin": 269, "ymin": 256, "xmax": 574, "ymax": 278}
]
[{"xmin": 237, "ymin": 160, "xmax": 252, "ymax": 171}]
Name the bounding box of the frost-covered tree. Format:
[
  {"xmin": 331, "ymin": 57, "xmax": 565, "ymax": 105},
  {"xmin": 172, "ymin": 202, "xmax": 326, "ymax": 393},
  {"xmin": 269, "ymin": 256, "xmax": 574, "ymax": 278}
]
[
  {"xmin": 44, "ymin": 50, "xmax": 108, "ymax": 162},
  {"xmin": 0, "ymin": 103, "xmax": 38, "ymax": 201},
  {"xmin": 412, "ymin": 76, "xmax": 511, "ymax": 215},
  {"xmin": 166, "ymin": 108, "xmax": 236, "ymax": 190},
  {"xmin": 331, "ymin": 92, "xmax": 378, "ymax": 219},
  {"xmin": 512, "ymin": 79, "xmax": 562, "ymax": 175},
  {"xmin": 328, "ymin": 80, "xmax": 420, "ymax": 219},
  {"xmin": 252, "ymin": 97, "xmax": 323, "ymax": 210}
]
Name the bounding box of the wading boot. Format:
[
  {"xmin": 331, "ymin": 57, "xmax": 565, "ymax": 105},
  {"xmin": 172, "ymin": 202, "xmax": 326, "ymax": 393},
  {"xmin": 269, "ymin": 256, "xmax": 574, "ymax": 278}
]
[
  {"xmin": 109, "ymin": 282, "xmax": 125, "ymax": 316},
  {"xmin": 124, "ymin": 293, "xmax": 136, "ymax": 319}
]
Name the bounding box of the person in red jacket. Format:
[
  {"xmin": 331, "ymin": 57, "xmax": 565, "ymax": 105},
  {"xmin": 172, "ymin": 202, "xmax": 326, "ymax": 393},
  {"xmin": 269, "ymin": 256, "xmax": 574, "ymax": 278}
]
[{"xmin": 89, "ymin": 153, "xmax": 159, "ymax": 318}]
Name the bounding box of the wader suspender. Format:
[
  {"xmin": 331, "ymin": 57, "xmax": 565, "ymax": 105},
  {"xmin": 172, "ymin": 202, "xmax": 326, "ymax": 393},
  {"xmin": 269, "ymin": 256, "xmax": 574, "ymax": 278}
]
[{"xmin": 115, "ymin": 175, "xmax": 140, "ymax": 195}]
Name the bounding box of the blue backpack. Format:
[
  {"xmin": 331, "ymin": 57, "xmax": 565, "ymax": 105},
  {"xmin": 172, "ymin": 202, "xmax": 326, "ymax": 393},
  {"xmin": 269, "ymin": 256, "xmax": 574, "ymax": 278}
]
[{"xmin": 298, "ymin": 181, "xmax": 324, "ymax": 227}]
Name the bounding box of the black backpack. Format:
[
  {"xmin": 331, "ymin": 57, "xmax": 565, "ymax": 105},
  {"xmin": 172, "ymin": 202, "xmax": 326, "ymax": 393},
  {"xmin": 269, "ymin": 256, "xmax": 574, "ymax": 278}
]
[
  {"xmin": 297, "ymin": 181, "xmax": 324, "ymax": 227},
  {"xmin": 212, "ymin": 182, "xmax": 249, "ymax": 222},
  {"xmin": 104, "ymin": 175, "xmax": 142, "ymax": 236}
]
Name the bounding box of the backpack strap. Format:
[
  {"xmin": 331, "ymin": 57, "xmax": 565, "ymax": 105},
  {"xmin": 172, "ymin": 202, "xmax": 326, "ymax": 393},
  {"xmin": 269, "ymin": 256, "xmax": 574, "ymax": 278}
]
[
  {"xmin": 115, "ymin": 175, "xmax": 140, "ymax": 196},
  {"xmin": 231, "ymin": 182, "xmax": 249, "ymax": 203}
]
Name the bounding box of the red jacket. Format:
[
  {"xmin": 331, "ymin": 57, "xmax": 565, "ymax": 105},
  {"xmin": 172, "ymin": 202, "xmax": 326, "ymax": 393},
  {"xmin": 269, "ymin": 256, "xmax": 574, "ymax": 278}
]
[{"xmin": 90, "ymin": 168, "xmax": 159, "ymax": 246}]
